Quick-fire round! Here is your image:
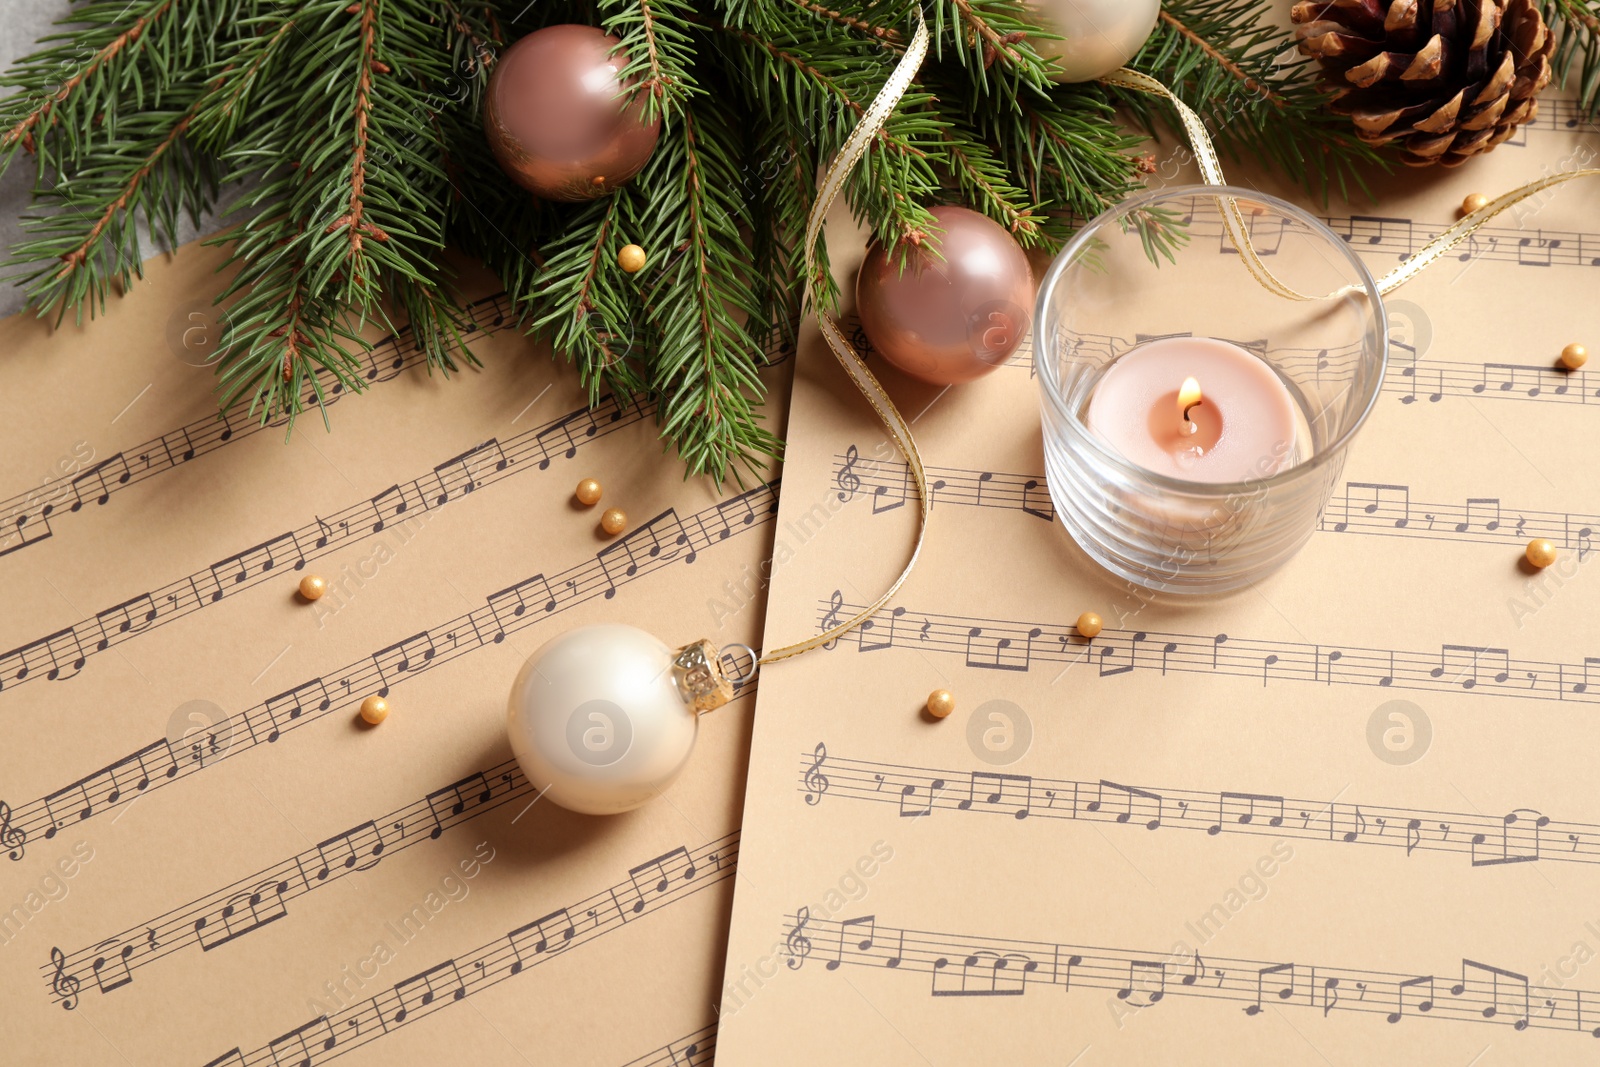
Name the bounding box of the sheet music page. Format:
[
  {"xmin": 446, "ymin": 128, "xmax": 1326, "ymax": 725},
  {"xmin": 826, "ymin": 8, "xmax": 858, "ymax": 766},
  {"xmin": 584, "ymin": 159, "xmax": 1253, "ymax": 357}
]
[
  {"xmin": 0, "ymin": 241, "xmax": 779, "ymax": 1066},
  {"xmin": 718, "ymin": 82, "xmax": 1600, "ymax": 1064}
]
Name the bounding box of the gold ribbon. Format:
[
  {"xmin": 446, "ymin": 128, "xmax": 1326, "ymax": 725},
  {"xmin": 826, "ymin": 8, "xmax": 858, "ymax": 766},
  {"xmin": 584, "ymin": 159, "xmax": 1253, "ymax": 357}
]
[
  {"xmin": 757, "ymin": 10, "xmax": 933, "ymax": 666},
  {"xmin": 1102, "ymin": 67, "xmax": 1600, "ymax": 298}
]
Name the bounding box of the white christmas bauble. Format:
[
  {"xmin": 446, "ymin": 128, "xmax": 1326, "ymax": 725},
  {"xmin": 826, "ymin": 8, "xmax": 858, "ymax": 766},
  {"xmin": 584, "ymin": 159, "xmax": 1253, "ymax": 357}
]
[
  {"xmin": 507, "ymin": 624, "xmax": 700, "ymax": 815},
  {"xmin": 1027, "ymin": 0, "xmax": 1161, "ymax": 83}
]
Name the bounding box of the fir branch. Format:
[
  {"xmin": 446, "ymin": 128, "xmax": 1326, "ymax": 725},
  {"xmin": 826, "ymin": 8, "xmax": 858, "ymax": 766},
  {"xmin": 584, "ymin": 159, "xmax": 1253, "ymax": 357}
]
[
  {"xmin": 324, "ymin": 0, "xmax": 390, "ymax": 267},
  {"xmin": 0, "ymin": 0, "xmax": 178, "ymax": 163},
  {"xmin": 935, "ymin": 112, "xmax": 1043, "ymax": 244},
  {"xmin": 638, "ymin": 102, "xmax": 777, "ymax": 481},
  {"xmin": 600, "ymin": 0, "xmax": 700, "ymax": 120},
  {"xmin": 1542, "ymin": 1, "xmax": 1600, "ymax": 115},
  {"xmin": 531, "ymin": 192, "xmax": 649, "ymax": 404},
  {"xmin": 782, "ymin": 0, "xmax": 904, "ymax": 44},
  {"xmin": 6, "ymin": 98, "xmax": 218, "ymax": 318},
  {"xmin": 1157, "ymin": 8, "xmax": 1280, "ymax": 108}
]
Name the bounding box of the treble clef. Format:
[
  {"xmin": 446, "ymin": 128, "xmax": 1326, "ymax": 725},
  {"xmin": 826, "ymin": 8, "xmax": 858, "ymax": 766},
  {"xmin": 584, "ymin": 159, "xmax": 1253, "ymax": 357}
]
[
  {"xmin": 51, "ymin": 947, "xmax": 80, "ymax": 1010},
  {"xmin": 820, "ymin": 590, "xmax": 844, "ymax": 650},
  {"xmin": 1, "ymin": 800, "xmax": 25, "ymax": 861},
  {"xmin": 835, "ymin": 445, "xmax": 861, "ymax": 502},
  {"xmin": 803, "ymin": 742, "xmax": 830, "ymax": 806},
  {"xmin": 785, "ymin": 907, "xmax": 813, "ymax": 970}
]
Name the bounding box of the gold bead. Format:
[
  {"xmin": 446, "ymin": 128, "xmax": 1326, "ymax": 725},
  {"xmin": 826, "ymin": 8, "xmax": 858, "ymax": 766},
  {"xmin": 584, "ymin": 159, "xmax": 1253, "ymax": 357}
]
[
  {"xmin": 1561, "ymin": 343, "xmax": 1588, "ymax": 370},
  {"xmin": 1077, "ymin": 611, "xmax": 1103, "ymax": 639},
  {"xmin": 926, "ymin": 688, "xmax": 956, "ymax": 719},
  {"xmin": 1526, "ymin": 539, "xmax": 1558, "ymax": 569},
  {"xmin": 600, "ymin": 507, "xmax": 627, "ymax": 536},
  {"xmin": 359, "ymin": 695, "xmax": 389, "ymax": 725},
  {"xmin": 1461, "ymin": 192, "xmax": 1491, "ymax": 215},
  {"xmin": 298, "ymin": 574, "xmax": 327, "ymax": 601},
  {"xmin": 617, "ymin": 244, "xmax": 647, "ymax": 274},
  {"xmin": 575, "ymin": 478, "xmax": 603, "ymax": 506}
]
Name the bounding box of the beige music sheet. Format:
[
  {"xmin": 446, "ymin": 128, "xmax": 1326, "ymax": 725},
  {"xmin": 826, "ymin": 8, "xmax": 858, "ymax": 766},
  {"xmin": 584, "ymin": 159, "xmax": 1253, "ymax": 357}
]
[
  {"xmin": 717, "ymin": 82, "xmax": 1600, "ymax": 1064},
  {"xmin": 0, "ymin": 241, "xmax": 780, "ymax": 1066}
]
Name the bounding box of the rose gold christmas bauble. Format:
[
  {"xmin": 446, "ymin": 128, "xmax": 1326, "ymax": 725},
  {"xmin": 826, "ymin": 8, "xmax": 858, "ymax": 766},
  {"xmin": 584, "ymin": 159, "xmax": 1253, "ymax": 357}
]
[
  {"xmin": 855, "ymin": 206, "xmax": 1036, "ymax": 386},
  {"xmin": 484, "ymin": 25, "xmax": 661, "ymax": 201}
]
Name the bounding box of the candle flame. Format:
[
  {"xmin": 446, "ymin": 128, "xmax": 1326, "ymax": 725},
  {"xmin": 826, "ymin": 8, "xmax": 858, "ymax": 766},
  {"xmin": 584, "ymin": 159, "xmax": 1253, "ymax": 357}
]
[{"xmin": 1178, "ymin": 377, "xmax": 1203, "ymax": 436}]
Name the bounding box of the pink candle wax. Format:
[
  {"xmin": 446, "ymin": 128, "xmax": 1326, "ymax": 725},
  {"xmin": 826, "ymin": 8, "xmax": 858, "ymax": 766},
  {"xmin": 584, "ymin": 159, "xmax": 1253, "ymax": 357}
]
[{"xmin": 1085, "ymin": 337, "xmax": 1299, "ymax": 484}]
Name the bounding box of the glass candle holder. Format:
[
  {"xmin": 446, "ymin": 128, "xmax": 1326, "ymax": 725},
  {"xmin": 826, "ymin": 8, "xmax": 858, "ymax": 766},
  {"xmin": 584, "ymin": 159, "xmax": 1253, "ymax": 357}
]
[{"xmin": 1035, "ymin": 186, "xmax": 1388, "ymax": 596}]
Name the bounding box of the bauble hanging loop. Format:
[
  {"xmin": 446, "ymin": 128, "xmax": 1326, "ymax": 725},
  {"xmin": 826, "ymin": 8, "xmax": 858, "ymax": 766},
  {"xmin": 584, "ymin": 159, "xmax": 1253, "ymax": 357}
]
[{"xmin": 483, "ymin": 25, "xmax": 661, "ymax": 201}]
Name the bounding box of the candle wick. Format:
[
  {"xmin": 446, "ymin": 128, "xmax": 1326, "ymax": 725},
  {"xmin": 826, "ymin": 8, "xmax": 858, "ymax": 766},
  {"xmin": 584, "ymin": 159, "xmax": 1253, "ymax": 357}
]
[{"xmin": 1180, "ymin": 399, "xmax": 1202, "ymax": 436}]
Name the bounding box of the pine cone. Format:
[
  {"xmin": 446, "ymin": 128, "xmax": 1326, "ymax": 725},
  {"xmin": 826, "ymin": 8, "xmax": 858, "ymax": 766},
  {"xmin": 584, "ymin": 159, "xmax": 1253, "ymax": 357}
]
[{"xmin": 1292, "ymin": 0, "xmax": 1554, "ymax": 167}]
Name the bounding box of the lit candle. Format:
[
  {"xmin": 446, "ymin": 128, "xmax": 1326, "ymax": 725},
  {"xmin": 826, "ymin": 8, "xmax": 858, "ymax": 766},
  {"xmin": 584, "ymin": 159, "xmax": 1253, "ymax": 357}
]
[{"xmin": 1085, "ymin": 337, "xmax": 1300, "ymax": 483}]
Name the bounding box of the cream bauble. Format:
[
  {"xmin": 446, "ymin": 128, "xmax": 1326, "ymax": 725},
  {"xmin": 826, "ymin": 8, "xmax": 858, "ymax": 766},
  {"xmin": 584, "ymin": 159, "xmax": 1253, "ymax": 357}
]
[
  {"xmin": 507, "ymin": 625, "xmax": 731, "ymax": 815},
  {"xmin": 1027, "ymin": 0, "xmax": 1160, "ymax": 83}
]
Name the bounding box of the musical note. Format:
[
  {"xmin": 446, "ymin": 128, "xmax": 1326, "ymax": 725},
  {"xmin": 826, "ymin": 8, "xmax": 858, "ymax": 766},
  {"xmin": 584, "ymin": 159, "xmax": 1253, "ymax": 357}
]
[
  {"xmin": 507, "ymin": 909, "xmax": 577, "ymax": 967},
  {"xmin": 1207, "ymin": 791, "xmax": 1285, "ymax": 835},
  {"xmin": 958, "ymin": 771, "xmax": 1033, "ymax": 820},
  {"xmin": 1115, "ymin": 959, "xmax": 1167, "ymax": 1006},
  {"xmin": 1470, "ymin": 808, "xmax": 1549, "ymax": 866},
  {"xmin": 803, "ymin": 743, "xmax": 829, "ymax": 806},
  {"xmin": 1386, "ymin": 975, "xmax": 1435, "ymax": 1023},
  {"xmin": 370, "ymin": 632, "xmax": 438, "ymax": 694},
  {"xmin": 786, "ymin": 908, "xmax": 813, "ymax": 970},
  {"xmin": 1477, "ymin": 362, "xmax": 1549, "ymax": 397},
  {"xmin": 2, "ymin": 627, "xmax": 88, "ymax": 682},
  {"xmin": 258, "ymin": 679, "xmax": 332, "ymax": 742},
  {"xmin": 368, "ymin": 484, "xmax": 412, "ymax": 532},
  {"xmin": 195, "ymin": 879, "xmax": 293, "ymax": 951},
  {"xmin": 68, "ymin": 453, "xmax": 131, "ymax": 510},
  {"xmin": 1431, "ymin": 644, "xmax": 1511, "ymax": 689},
  {"xmin": 430, "ymin": 440, "xmax": 509, "ymax": 504},
  {"xmin": 91, "ymin": 593, "xmax": 159, "ymax": 650},
  {"xmin": 829, "ymin": 915, "xmax": 877, "ymax": 970},
  {"xmin": 871, "ymin": 465, "xmax": 911, "ymax": 514},
  {"xmin": 1339, "ymin": 215, "xmax": 1414, "ymax": 256},
  {"xmin": 50, "ymin": 947, "xmax": 80, "ymax": 1010},
  {"xmin": 1090, "ymin": 780, "xmax": 1162, "ymax": 830},
  {"xmin": 897, "ymin": 778, "xmax": 946, "ymax": 818},
  {"xmin": 965, "ymin": 625, "xmax": 1037, "ymax": 671},
  {"xmin": 89, "ymin": 937, "xmax": 135, "ymax": 994},
  {"xmin": 534, "ymin": 409, "xmax": 601, "ymax": 468},
  {"xmin": 485, "ymin": 575, "xmax": 557, "ymax": 640},
  {"xmin": 423, "ymin": 774, "xmax": 495, "ymax": 839},
  {"xmin": 933, "ymin": 950, "xmax": 1039, "ymax": 997},
  {"xmin": 1099, "ymin": 632, "xmax": 1146, "ymax": 677},
  {"xmin": 312, "ymin": 822, "xmax": 387, "ymax": 878},
  {"xmin": 1457, "ymin": 497, "xmax": 1503, "ymax": 533},
  {"xmin": 596, "ymin": 510, "xmax": 687, "ymax": 597},
  {"xmin": 1336, "ymin": 481, "xmax": 1411, "ymax": 532},
  {"xmin": 623, "ymin": 846, "xmax": 698, "ymax": 915},
  {"xmin": 1453, "ymin": 959, "xmax": 1531, "ymax": 1030},
  {"xmin": 264, "ymin": 1017, "xmax": 339, "ymax": 1067},
  {"xmin": 1243, "ymin": 963, "xmax": 1295, "ymax": 1016},
  {"xmin": 1335, "ymin": 805, "xmax": 1369, "ymax": 842},
  {"xmin": 206, "ymin": 533, "xmax": 305, "ymax": 599},
  {"xmin": 1017, "ymin": 479, "xmax": 1056, "ymax": 521},
  {"xmin": 391, "ymin": 961, "xmax": 467, "ymax": 1023}
]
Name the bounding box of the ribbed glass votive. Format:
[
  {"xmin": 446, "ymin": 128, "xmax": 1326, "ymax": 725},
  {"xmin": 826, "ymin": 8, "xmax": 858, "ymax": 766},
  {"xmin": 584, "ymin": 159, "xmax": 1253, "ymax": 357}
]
[{"xmin": 1035, "ymin": 186, "xmax": 1388, "ymax": 595}]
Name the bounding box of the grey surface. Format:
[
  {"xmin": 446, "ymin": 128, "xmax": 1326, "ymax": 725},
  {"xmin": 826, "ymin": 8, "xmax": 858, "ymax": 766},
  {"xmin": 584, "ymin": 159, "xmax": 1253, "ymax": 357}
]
[{"xmin": 0, "ymin": 1, "xmax": 234, "ymax": 319}]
